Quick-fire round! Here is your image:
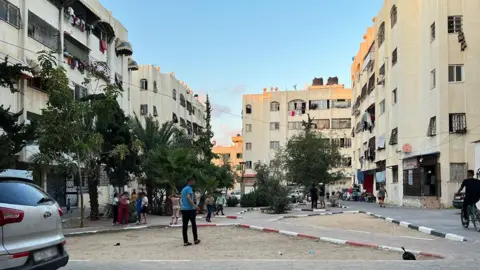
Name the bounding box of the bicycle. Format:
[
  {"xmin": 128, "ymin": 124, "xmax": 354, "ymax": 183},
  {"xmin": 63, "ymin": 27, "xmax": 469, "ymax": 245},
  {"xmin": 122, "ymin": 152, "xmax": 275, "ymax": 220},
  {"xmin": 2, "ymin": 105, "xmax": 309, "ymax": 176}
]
[{"xmin": 461, "ymin": 203, "xmax": 480, "ymax": 232}]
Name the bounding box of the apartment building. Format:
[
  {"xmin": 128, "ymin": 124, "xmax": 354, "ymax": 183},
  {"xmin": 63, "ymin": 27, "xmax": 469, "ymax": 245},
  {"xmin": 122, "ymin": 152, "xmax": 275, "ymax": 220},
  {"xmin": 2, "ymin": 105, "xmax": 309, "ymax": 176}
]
[
  {"xmin": 130, "ymin": 65, "xmax": 206, "ymax": 136},
  {"xmin": 350, "ymin": 0, "xmax": 480, "ymax": 208},
  {"xmin": 242, "ymin": 79, "xmax": 353, "ymax": 189},
  {"xmin": 212, "ymin": 135, "xmax": 243, "ymax": 191},
  {"xmin": 0, "ymin": 0, "xmax": 135, "ymax": 206}
]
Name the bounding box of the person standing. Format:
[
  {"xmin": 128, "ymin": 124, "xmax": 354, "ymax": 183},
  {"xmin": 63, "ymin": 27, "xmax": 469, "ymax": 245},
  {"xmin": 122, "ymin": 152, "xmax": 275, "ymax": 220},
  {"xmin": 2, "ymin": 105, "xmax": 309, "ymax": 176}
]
[
  {"xmin": 310, "ymin": 183, "xmax": 318, "ymax": 209},
  {"xmin": 181, "ymin": 175, "xmax": 201, "ymax": 246},
  {"xmin": 112, "ymin": 193, "xmax": 119, "ymax": 225},
  {"xmin": 377, "ymin": 185, "xmax": 387, "ymax": 208},
  {"xmin": 318, "ymin": 183, "xmax": 326, "ymax": 209},
  {"xmin": 169, "ymin": 193, "xmax": 181, "ymax": 225},
  {"xmin": 205, "ymin": 193, "xmax": 214, "ymax": 222},
  {"xmin": 140, "ymin": 192, "xmax": 148, "ymax": 224},
  {"xmin": 215, "ymin": 194, "xmax": 226, "ymax": 215},
  {"xmin": 118, "ymin": 192, "xmax": 130, "ymax": 226},
  {"xmin": 136, "ymin": 193, "xmax": 143, "ymax": 225}
]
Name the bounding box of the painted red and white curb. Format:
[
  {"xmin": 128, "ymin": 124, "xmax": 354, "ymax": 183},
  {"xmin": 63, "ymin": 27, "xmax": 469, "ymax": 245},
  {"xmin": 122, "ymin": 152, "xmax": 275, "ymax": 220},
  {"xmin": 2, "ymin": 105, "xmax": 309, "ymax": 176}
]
[
  {"xmin": 236, "ymin": 224, "xmax": 444, "ymax": 259},
  {"xmin": 169, "ymin": 223, "xmax": 239, "ymax": 228},
  {"xmin": 214, "ymin": 215, "xmax": 243, "ymax": 219}
]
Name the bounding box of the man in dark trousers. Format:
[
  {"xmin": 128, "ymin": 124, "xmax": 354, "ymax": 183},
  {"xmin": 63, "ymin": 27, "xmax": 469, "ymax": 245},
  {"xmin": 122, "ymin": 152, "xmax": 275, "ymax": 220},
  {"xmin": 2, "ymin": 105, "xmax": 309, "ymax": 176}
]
[
  {"xmin": 456, "ymin": 170, "xmax": 480, "ymax": 225},
  {"xmin": 180, "ymin": 175, "xmax": 201, "ymax": 246},
  {"xmin": 310, "ymin": 183, "xmax": 318, "ymax": 209}
]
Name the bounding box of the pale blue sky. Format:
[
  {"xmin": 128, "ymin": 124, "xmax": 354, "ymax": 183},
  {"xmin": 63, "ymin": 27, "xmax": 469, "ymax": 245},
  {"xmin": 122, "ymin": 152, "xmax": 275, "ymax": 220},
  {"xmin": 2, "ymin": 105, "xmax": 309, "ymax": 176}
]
[{"xmin": 100, "ymin": 0, "xmax": 383, "ymax": 145}]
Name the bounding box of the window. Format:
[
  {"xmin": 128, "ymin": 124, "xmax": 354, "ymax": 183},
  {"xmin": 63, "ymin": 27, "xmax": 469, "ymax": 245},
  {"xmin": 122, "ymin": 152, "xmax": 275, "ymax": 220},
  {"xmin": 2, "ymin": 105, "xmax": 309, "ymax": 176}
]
[
  {"xmin": 379, "ymin": 99, "xmax": 385, "ymax": 115},
  {"xmin": 172, "ymin": 113, "xmax": 178, "ymax": 123},
  {"xmin": 331, "ymin": 99, "xmax": 351, "ymax": 108},
  {"xmin": 430, "ymin": 69, "xmax": 436, "ymax": 89},
  {"xmin": 270, "ymin": 141, "xmax": 280, "ymax": 150},
  {"xmin": 449, "ymin": 113, "xmax": 467, "ymax": 133},
  {"xmin": 245, "ymin": 124, "xmax": 252, "ymax": 132},
  {"xmin": 331, "ymin": 118, "xmax": 351, "ymax": 129},
  {"xmin": 448, "ymin": 16, "xmax": 462, "ymax": 33},
  {"xmin": 391, "ymin": 166, "xmax": 399, "ymax": 183},
  {"xmin": 187, "ymin": 101, "xmax": 192, "ymax": 114},
  {"xmin": 0, "ymin": 179, "xmax": 52, "ymax": 206},
  {"xmin": 28, "ymin": 11, "xmax": 59, "ymax": 50},
  {"xmin": 153, "ymin": 106, "xmax": 158, "ymax": 117},
  {"xmin": 191, "ymin": 106, "xmax": 196, "ymax": 115},
  {"xmin": 236, "ymin": 153, "xmax": 242, "ymax": 159},
  {"xmin": 427, "ymin": 116, "xmax": 436, "ymax": 137},
  {"xmin": 390, "ymin": 5, "xmax": 397, "ymax": 28},
  {"xmin": 450, "ymin": 163, "xmax": 467, "ymax": 182},
  {"xmin": 74, "ymin": 84, "xmax": 87, "ymax": 101},
  {"xmin": 140, "ymin": 104, "xmax": 148, "ymax": 115},
  {"xmin": 309, "ymin": 100, "xmax": 329, "ymax": 110},
  {"xmin": 288, "ymin": 121, "xmax": 303, "ymax": 130},
  {"xmin": 430, "ymin": 22, "xmax": 436, "ymax": 41},
  {"xmin": 172, "ymin": 89, "xmax": 177, "ymax": 100},
  {"xmin": 448, "ymin": 65, "xmax": 463, "ymax": 82},
  {"xmin": 392, "ymin": 48, "xmax": 398, "ymax": 66},
  {"xmin": 245, "ymin": 104, "xmax": 252, "ymax": 114},
  {"xmin": 0, "ymin": 0, "xmax": 21, "ymax": 28},
  {"xmin": 153, "ymin": 81, "xmax": 158, "ymax": 93},
  {"xmin": 313, "ymin": 119, "xmax": 330, "ymax": 130},
  {"xmin": 332, "ymin": 138, "xmax": 352, "ymax": 148},
  {"xmin": 389, "ymin": 127, "xmax": 398, "ymax": 145},
  {"xmin": 140, "ymin": 79, "xmax": 148, "ymax": 90},
  {"xmin": 27, "ymin": 77, "xmax": 43, "ymax": 91},
  {"xmin": 270, "ymin": 122, "xmax": 280, "ymax": 130},
  {"xmin": 180, "ymin": 94, "xmax": 186, "ymax": 107},
  {"xmin": 221, "ymin": 153, "xmax": 231, "ymax": 159},
  {"xmin": 245, "ymin": 142, "xmax": 252, "ymax": 150},
  {"xmin": 392, "ymin": 88, "xmax": 397, "ymax": 104},
  {"xmin": 245, "ymin": 161, "xmax": 252, "ymax": 169},
  {"xmin": 379, "ymin": 64, "xmax": 385, "ymax": 76},
  {"xmin": 270, "ymin": 102, "xmax": 280, "ymax": 111},
  {"xmin": 179, "ymin": 118, "xmax": 186, "ymax": 128},
  {"xmin": 378, "ymin": 22, "xmax": 385, "ymax": 47}
]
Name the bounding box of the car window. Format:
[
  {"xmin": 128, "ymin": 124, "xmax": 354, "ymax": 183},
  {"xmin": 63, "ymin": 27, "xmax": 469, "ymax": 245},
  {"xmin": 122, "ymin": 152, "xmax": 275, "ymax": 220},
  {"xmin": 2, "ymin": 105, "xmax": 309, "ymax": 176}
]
[{"xmin": 0, "ymin": 179, "xmax": 51, "ymax": 206}]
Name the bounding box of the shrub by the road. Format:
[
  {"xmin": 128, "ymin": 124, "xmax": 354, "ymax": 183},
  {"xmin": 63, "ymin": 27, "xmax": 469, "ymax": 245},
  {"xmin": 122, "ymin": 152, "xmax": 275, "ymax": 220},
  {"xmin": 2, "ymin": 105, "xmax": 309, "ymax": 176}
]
[{"xmin": 226, "ymin": 196, "xmax": 239, "ymax": 207}]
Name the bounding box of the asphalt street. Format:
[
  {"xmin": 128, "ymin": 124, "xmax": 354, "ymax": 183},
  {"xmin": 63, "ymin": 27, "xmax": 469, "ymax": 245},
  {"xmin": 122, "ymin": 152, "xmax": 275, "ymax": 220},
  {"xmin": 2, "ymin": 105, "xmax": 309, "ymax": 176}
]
[{"xmin": 62, "ymin": 259, "xmax": 478, "ymax": 270}]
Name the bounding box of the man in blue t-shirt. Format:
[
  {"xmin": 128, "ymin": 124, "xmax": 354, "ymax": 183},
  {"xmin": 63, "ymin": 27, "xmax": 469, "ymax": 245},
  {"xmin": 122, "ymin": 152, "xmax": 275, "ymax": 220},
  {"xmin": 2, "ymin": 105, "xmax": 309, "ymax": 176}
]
[{"xmin": 180, "ymin": 175, "xmax": 201, "ymax": 246}]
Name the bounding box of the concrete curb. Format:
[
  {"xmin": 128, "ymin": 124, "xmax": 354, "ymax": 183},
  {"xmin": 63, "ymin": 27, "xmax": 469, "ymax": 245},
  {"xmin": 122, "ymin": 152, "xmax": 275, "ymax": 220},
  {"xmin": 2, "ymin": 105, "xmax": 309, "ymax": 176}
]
[
  {"xmin": 64, "ymin": 223, "xmax": 166, "ymax": 237},
  {"xmin": 278, "ymin": 211, "xmax": 359, "ymax": 220},
  {"xmin": 214, "ymin": 215, "xmax": 243, "ymax": 219},
  {"xmin": 236, "ymin": 224, "xmax": 444, "ymax": 259},
  {"xmin": 236, "ymin": 207, "xmax": 267, "ymax": 215},
  {"xmin": 168, "ymin": 223, "xmax": 239, "ymax": 228},
  {"xmin": 359, "ymin": 211, "xmax": 468, "ymax": 242}
]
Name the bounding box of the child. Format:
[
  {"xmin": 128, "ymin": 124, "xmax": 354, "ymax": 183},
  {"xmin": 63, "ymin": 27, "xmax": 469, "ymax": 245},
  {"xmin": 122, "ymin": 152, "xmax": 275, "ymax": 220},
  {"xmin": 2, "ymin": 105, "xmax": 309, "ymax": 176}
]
[
  {"xmin": 141, "ymin": 192, "xmax": 148, "ymax": 224},
  {"xmin": 169, "ymin": 193, "xmax": 180, "ymax": 225},
  {"xmin": 136, "ymin": 193, "xmax": 143, "ymax": 225},
  {"xmin": 205, "ymin": 194, "xmax": 214, "ymax": 222}
]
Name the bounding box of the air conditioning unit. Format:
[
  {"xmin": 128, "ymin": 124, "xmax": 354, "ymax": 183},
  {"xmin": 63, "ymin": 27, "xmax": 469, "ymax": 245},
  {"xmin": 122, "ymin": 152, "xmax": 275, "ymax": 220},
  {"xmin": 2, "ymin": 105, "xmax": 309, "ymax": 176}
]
[{"xmin": 377, "ymin": 75, "xmax": 385, "ymax": 85}]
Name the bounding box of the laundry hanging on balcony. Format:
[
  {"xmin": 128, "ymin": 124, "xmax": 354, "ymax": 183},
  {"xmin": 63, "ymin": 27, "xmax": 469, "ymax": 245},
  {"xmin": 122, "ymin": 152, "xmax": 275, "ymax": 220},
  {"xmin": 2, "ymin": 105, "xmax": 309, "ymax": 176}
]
[
  {"xmin": 458, "ymin": 30, "xmax": 467, "ymax": 51},
  {"xmin": 362, "ymin": 112, "xmax": 374, "ymax": 132},
  {"xmin": 100, "ymin": 40, "xmax": 108, "ymax": 54}
]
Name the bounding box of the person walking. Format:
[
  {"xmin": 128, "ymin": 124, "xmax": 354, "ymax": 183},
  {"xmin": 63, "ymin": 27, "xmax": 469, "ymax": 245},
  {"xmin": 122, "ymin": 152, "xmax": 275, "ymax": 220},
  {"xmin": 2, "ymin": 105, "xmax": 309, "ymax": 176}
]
[
  {"xmin": 136, "ymin": 192, "xmax": 143, "ymax": 225},
  {"xmin": 118, "ymin": 192, "xmax": 130, "ymax": 226},
  {"xmin": 377, "ymin": 185, "xmax": 387, "ymax": 208},
  {"xmin": 215, "ymin": 194, "xmax": 226, "ymax": 215},
  {"xmin": 180, "ymin": 175, "xmax": 201, "ymax": 246},
  {"xmin": 205, "ymin": 193, "xmax": 214, "ymax": 222},
  {"xmin": 141, "ymin": 192, "xmax": 148, "ymax": 224},
  {"xmin": 169, "ymin": 193, "xmax": 181, "ymax": 225},
  {"xmin": 310, "ymin": 183, "xmax": 318, "ymax": 209},
  {"xmin": 318, "ymin": 183, "xmax": 326, "ymax": 209}
]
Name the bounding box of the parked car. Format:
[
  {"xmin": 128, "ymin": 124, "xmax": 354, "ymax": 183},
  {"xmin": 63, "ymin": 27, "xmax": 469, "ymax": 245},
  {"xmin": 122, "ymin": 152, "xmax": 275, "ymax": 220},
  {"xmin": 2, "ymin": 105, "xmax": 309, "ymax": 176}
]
[
  {"xmin": 288, "ymin": 189, "xmax": 304, "ymax": 203},
  {"xmin": 0, "ymin": 175, "xmax": 69, "ymax": 270},
  {"xmin": 452, "ymin": 192, "xmax": 465, "ymax": 209},
  {"xmin": 229, "ymin": 191, "xmax": 241, "ymax": 201}
]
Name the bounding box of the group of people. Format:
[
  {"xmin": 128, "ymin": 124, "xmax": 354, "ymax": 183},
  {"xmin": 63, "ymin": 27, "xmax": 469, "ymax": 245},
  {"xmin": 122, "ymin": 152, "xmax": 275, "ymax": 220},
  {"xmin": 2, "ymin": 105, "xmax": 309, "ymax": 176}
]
[
  {"xmin": 111, "ymin": 190, "xmax": 149, "ymax": 226},
  {"xmin": 309, "ymin": 183, "xmax": 326, "ymax": 209}
]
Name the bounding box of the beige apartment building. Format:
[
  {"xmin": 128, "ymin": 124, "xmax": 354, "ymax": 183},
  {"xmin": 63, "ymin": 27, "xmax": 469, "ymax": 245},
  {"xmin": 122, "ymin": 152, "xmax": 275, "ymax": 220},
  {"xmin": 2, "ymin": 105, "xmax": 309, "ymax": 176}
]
[
  {"xmin": 242, "ymin": 79, "xmax": 353, "ymax": 191},
  {"xmin": 351, "ymin": 0, "xmax": 480, "ymax": 208},
  {"xmin": 130, "ymin": 65, "xmax": 206, "ymax": 136}
]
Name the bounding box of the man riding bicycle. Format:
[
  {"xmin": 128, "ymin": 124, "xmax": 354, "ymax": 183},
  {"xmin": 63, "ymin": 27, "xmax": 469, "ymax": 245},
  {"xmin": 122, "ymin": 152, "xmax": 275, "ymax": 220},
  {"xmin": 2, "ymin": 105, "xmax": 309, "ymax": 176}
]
[{"xmin": 455, "ymin": 170, "xmax": 480, "ymax": 224}]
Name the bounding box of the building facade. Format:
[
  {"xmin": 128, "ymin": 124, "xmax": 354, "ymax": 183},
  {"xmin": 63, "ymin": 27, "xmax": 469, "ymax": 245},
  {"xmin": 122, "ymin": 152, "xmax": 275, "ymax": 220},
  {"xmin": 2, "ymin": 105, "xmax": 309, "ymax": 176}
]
[
  {"xmin": 242, "ymin": 80, "xmax": 353, "ymax": 190},
  {"xmin": 350, "ymin": 0, "xmax": 480, "ymax": 208},
  {"xmin": 212, "ymin": 135, "xmax": 243, "ymax": 191},
  {"xmin": 130, "ymin": 65, "xmax": 206, "ymax": 135}
]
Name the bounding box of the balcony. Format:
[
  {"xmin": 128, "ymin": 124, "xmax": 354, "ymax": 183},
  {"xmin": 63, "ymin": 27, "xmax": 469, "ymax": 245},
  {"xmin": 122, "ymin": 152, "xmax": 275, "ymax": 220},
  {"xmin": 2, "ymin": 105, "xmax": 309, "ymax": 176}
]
[{"xmin": 28, "ymin": 11, "xmax": 60, "ymax": 51}]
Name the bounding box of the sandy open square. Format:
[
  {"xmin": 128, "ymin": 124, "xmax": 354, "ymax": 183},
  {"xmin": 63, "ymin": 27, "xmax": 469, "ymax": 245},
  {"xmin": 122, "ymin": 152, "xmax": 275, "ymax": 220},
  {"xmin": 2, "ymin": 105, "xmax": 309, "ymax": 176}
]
[
  {"xmin": 290, "ymin": 213, "xmax": 437, "ymax": 239},
  {"xmin": 66, "ymin": 227, "xmax": 432, "ymax": 261}
]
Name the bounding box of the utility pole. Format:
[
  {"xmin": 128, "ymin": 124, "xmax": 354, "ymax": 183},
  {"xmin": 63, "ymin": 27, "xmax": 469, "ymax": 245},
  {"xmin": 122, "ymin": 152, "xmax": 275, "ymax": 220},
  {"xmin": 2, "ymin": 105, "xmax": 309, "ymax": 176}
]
[{"xmin": 239, "ymin": 161, "xmax": 245, "ymax": 195}]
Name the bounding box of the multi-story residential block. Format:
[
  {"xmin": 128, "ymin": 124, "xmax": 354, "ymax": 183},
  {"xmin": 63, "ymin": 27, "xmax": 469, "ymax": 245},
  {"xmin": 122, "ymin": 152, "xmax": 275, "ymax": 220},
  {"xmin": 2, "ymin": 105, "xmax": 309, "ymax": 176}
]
[
  {"xmin": 212, "ymin": 135, "xmax": 243, "ymax": 191},
  {"xmin": 130, "ymin": 65, "xmax": 206, "ymax": 135},
  {"xmin": 242, "ymin": 79, "xmax": 353, "ymax": 192},
  {"xmin": 350, "ymin": 0, "xmax": 480, "ymax": 208}
]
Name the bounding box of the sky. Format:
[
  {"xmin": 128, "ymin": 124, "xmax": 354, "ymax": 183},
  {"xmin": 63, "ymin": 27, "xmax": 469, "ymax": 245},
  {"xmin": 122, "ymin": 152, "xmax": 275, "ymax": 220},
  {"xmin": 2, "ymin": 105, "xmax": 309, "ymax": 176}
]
[{"xmin": 100, "ymin": 0, "xmax": 383, "ymax": 146}]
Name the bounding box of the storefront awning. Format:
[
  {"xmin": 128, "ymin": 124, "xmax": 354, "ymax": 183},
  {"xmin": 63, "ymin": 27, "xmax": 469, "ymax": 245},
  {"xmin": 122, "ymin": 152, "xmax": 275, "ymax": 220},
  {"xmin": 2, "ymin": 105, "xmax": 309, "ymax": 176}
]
[
  {"xmin": 115, "ymin": 39, "xmax": 133, "ymax": 56},
  {"xmin": 128, "ymin": 58, "xmax": 138, "ymax": 71}
]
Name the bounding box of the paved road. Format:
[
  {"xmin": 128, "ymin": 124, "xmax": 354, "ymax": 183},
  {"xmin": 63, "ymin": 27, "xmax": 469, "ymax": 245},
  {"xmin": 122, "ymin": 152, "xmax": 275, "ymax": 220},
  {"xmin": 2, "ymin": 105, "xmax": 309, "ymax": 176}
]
[{"xmin": 62, "ymin": 259, "xmax": 478, "ymax": 270}]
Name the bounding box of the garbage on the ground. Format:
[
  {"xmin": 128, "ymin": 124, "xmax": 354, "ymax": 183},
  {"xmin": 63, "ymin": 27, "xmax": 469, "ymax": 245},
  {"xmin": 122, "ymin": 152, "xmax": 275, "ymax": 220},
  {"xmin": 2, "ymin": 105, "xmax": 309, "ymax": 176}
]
[
  {"xmin": 309, "ymin": 250, "xmax": 315, "ymax": 254},
  {"xmin": 114, "ymin": 243, "xmax": 120, "ymax": 246},
  {"xmin": 278, "ymin": 251, "xmax": 283, "ymax": 255}
]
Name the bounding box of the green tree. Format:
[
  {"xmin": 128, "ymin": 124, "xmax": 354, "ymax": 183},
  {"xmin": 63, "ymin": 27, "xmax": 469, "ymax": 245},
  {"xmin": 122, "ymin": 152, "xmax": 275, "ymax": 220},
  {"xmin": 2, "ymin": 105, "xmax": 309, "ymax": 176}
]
[
  {"xmin": 280, "ymin": 114, "xmax": 342, "ymax": 189},
  {"xmin": 0, "ymin": 57, "xmax": 37, "ymax": 171},
  {"xmin": 195, "ymin": 94, "xmax": 217, "ymax": 163}
]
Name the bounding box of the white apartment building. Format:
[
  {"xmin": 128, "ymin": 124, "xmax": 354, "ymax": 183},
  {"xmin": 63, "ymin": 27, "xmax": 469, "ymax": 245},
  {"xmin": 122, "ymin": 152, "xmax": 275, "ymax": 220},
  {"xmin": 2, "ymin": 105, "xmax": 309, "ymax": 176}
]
[
  {"xmin": 242, "ymin": 78, "xmax": 353, "ymax": 191},
  {"xmin": 351, "ymin": 0, "xmax": 480, "ymax": 208},
  {"xmin": 0, "ymin": 0, "xmax": 135, "ymax": 206},
  {"xmin": 130, "ymin": 65, "xmax": 206, "ymax": 136}
]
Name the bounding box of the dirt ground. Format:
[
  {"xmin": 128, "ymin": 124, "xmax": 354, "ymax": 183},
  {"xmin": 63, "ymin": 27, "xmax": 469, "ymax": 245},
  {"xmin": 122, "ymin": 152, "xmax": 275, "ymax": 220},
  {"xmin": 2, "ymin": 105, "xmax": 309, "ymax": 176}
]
[
  {"xmin": 291, "ymin": 213, "xmax": 437, "ymax": 239},
  {"xmin": 66, "ymin": 227, "xmax": 431, "ymax": 260}
]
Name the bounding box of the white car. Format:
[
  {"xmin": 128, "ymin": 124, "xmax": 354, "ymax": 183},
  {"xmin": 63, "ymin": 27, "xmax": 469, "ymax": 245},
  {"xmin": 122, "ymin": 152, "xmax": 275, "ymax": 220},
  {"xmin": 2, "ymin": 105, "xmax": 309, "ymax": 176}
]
[
  {"xmin": 229, "ymin": 191, "xmax": 241, "ymax": 200},
  {"xmin": 0, "ymin": 175, "xmax": 69, "ymax": 269}
]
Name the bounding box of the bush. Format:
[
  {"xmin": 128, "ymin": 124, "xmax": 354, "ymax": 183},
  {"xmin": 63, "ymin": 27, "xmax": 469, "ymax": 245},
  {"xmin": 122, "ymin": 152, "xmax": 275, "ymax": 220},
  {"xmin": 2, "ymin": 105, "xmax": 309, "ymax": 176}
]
[
  {"xmin": 226, "ymin": 196, "xmax": 239, "ymax": 207},
  {"xmin": 240, "ymin": 192, "xmax": 256, "ymax": 208}
]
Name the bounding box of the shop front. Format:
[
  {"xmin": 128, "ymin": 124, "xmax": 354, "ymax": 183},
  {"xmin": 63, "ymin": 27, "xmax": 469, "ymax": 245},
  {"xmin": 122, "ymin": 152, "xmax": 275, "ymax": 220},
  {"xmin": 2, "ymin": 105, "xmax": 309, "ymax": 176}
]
[{"xmin": 402, "ymin": 153, "xmax": 441, "ymax": 208}]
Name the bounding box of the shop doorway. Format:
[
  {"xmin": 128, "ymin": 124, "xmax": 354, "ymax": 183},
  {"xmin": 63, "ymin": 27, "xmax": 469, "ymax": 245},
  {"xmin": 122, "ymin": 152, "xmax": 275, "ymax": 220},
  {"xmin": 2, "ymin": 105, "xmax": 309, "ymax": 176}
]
[
  {"xmin": 363, "ymin": 173, "xmax": 374, "ymax": 194},
  {"xmin": 421, "ymin": 165, "xmax": 438, "ymax": 196}
]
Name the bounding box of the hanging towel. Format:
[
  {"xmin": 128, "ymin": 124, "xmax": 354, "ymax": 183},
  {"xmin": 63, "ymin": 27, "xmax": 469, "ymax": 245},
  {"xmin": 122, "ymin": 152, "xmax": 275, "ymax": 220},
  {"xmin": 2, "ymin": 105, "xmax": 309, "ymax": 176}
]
[
  {"xmin": 290, "ymin": 110, "xmax": 295, "ymax": 116},
  {"xmin": 100, "ymin": 40, "xmax": 108, "ymax": 54},
  {"xmin": 377, "ymin": 135, "xmax": 386, "ymax": 150},
  {"xmin": 357, "ymin": 170, "xmax": 364, "ymax": 184},
  {"xmin": 375, "ymin": 170, "xmax": 386, "ymax": 183}
]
